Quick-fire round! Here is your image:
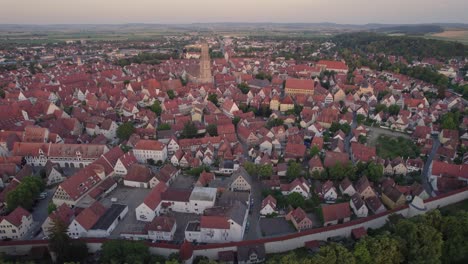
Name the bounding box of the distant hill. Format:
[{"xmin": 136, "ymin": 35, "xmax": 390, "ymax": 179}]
[{"xmin": 373, "ymin": 25, "xmax": 444, "ymax": 35}]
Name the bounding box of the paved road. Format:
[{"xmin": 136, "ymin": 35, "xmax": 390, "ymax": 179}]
[
  {"xmin": 244, "ymin": 179, "xmax": 262, "ymax": 240},
  {"xmin": 345, "ymin": 111, "xmax": 357, "ymax": 162},
  {"xmin": 421, "ymin": 135, "xmax": 440, "ymax": 197},
  {"xmin": 27, "ymin": 186, "xmax": 57, "ymax": 239}
]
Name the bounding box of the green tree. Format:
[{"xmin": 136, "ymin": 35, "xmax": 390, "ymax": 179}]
[
  {"xmin": 244, "ymin": 162, "xmax": 257, "ymax": 176},
  {"xmin": 258, "ymin": 164, "xmax": 273, "ymax": 178},
  {"xmin": 157, "ymin": 123, "xmax": 171, "ymax": 131},
  {"xmin": 150, "ymin": 100, "xmax": 162, "ymax": 115},
  {"xmin": 395, "ymin": 219, "xmax": 443, "ymax": 264},
  {"xmin": 100, "ymin": 240, "xmax": 150, "ymax": 264},
  {"xmin": 286, "ymin": 192, "xmax": 305, "ymax": 208},
  {"xmin": 167, "ymin": 90, "xmax": 175, "ymax": 99},
  {"xmin": 354, "ymin": 234, "xmax": 403, "ymax": 264},
  {"xmin": 388, "ymin": 105, "xmax": 400, "ymax": 116},
  {"xmin": 440, "ymin": 211, "xmax": 468, "ymax": 264},
  {"xmin": 237, "ymin": 83, "xmax": 250, "ymax": 94},
  {"xmin": 286, "ymin": 161, "xmax": 302, "ymax": 181},
  {"xmin": 310, "ymin": 145, "xmax": 320, "ymax": 157},
  {"xmin": 232, "ymin": 116, "xmax": 241, "ymax": 127},
  {"xmin": 181, "ymin": 121, "xmax": 198, "ymax": 139},
  {"xmin": 365, "ymin": 162, "xmax": 384, "ymax": 182},
  {"xmin": 48, "ymin": 219, "xmax": 71, "ymax": 263},
  {"xmin": 266, "ymin": 118, "xmax": 284, "ymax": 129},
  {"xmin": 356, "ymin": 114, "xmax": 366, "ymax": 125},
  {"xmin": 375, "ymin": 104, "xmax": 387, "ymax": 114},
  {"xmin": 206, "ymin": 124, "xmax": 218, "ymax": 136},
  {"xmin": 49, "ymin": 219, "xmax": 88, "ymax": 263},
  {"xmin": 116, "ymin": 122, "xmax": 135, "ymax": 141},
  {"xmin": 207, "ymin": 94, "xmax": 218, "ymax": 106},
  {"xmin": 6, "ymin": 176, "xmax": 44, "ymax": 211},
  {"xmin": 47, "ymin": 202, "xmax": 57, "ymax": 214},
  {"xmin": 312, "ymin": 243, "xmax": 355, "ymax": 264}
]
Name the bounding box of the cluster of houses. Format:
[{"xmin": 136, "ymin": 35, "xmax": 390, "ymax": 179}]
[
  {"xmin": 259, "ymin": 174, "xmax": 430, "ymax": 232},
  {"xmin": 0, "ymin": 35, "xmax": 466, "ymax": 246}
]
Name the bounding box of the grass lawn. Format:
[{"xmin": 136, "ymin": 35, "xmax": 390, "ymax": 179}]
[{"xmin": 376, "ymin": 135, "xmax": 420, "ymax": 159}]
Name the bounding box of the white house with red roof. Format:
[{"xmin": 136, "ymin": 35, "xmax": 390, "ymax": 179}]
[
  {"xmin": 286, "ymin": 207, "xmax": 313, "ymax": 231},
  {"xmin": 167, "ymin": 136, "xmax": 180, "ymax": 155},
  {"xmin": 0, "ymin": 207, "xmax": 32, "ymax": 240},
  {"xmin": 133, "ymin": 139, "xmax": 168, "ymax": 163},
  {"xmin": 114, "ymin": 152, "xmax": 138, "ymax": 175},
  {"xmin": 68, "ymin": 202, "xmax": 106, "ymax": 238},
  {"xmin": 221, "ymin": 98, "xmax": 239, "ymax": 118},
  {"xmin": 68, "ymin": 202, "xmax": 128, "ymax": 238},
  {"xmin": 260, "ymin": 195, "xmax": 277, "ymax": 216},
  {"xmin": 145, "ymin": 216, "xmax": 176, "ymax": 241},
  {"xmin": 316, "ymin": 180, "xmax": 337, "ymax": 203},
  {"xmin": 198, "ymin": 202, "xmax": 248, "ymax": 243},
  {"xmin": 135, "ymin": 182, "xmax": 168, "ymax": 222},
  {"xmin": 280, "ymin": 178, "xmax": 310, "ymax": 198},
  {"xmin": 322, "ymin": 202, "xmax": 351, "ymax": 226}
]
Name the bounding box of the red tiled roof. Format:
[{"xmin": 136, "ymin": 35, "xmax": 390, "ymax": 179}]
[
  {"xmin": 75, "ymin": 202, "xmax": 106, "ymax": 230},
  {"xmin": 317, "ymin": 60, "xmax": 348, "ymax": 71},
  {"xmin": 432, "ymin": 161, "xmax": 468, "ymax": 179},
  {"xmin": 143, "ymin": 182, "xmax": 168, "ymax": 210},
  {"xmin": 200, "ymin": 216, "xmax": 230, "ymax": 229},
  {"xmin": 145, "ymin": 216, "xmax": 176, "ymax": 232},
  {"xmin": 0, "ymin": 207, "xmax": 31, "ymax": 227},
  {"xmin": 285, "ymin": 78, "xmax": 314, "ymax": 90},
  {"xmin": 134, "ymin": 140, "xmax": 165, "ymax": 151},
  {"xmin": 322, "ymin": 203, "xmax": 351, "ymax": 223}
]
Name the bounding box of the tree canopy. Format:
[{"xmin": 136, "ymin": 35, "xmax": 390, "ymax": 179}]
[
  {"xmin": 117, "ymin": 122, "xmax": 135, "ymax": 141},
  {"xmin": 286, "ymin": 161, "xmax": 302, "ymax": 181},
  {"xmin": 100, "ymin": 240, "xmax": 150, "ymax": 264},
  {"xmin": 6, "ymin": 176, "xmax": 44, "ymax": 211},
  {"xmin": 150, "ymin": 100, "xmax": 162, "ymax": 115},
  {"xmin": 181, "ymin": 121, "xmax": 198, "ymax": 139}
]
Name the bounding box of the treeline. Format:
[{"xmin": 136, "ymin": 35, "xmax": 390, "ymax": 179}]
[
  {"xmin": 375, "ymin": 25, "xmax": 444, "ymax": 35},
  {"xmin": 340, "ymin": 47, "xmax": 451, "ymax": 88},
  {"xmin": 116, "ymin": 52, "xmax": 173, "ymax": 67},
  {"xmin": 267, "ymin": 209, "xmax": 468, "ymax": 264},
  {"xmin": 333, "ymin": 32, "xmax": 467, "ymax": 60}
]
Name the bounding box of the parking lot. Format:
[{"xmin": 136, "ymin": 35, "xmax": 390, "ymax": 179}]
[{"xmin": 100, "ymin": 185, "xmax": 151, "ymax": 238}]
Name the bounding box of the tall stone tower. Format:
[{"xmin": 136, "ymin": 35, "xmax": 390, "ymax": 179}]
[{"xmin": 198, "ymin": 43, "xmax": 213, "ymax": 83}]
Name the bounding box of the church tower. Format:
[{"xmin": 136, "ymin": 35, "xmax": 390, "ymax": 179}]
[{"xmin": 198, "ymin": 43, "xmax": 213, "ymax": 83}]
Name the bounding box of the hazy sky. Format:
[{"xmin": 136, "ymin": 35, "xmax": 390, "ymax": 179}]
[{"xmin": 1, "ymin": 0, "xmax": 467, "ymax": 24}]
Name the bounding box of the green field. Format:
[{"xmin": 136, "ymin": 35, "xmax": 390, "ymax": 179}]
[{"xmin": 376, "ymin": 135, "xmax": 421, "ymax": 159}]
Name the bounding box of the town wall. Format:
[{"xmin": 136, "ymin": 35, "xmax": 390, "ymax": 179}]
[{"xmin": 0, "ymin": 187, "xmax": 467, "ymax": 260}]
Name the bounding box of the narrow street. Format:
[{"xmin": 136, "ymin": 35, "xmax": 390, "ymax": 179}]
[
  {"xmin": 421, "ymin": 135, "xmax": 440, "ymax": 197},
  {"xmin": 345, "ymin": 111, "xmax": 357, "ymax": 162}
]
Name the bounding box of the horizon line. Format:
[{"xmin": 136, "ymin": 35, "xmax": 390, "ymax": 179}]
[{"xmin": 0, "ymin": 21, "xmax": 467, "ymax": 26}]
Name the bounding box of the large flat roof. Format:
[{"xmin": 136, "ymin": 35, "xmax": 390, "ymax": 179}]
[
  {"xmin": 92, "ymin": 204, "xmax": 127, "ymax": 230},
  {"xmin": 189, "ymin": 187, "xmax": 217, "ymax": 202}
]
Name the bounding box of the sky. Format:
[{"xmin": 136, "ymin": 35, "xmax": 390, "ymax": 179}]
[{"xmin": 1, "ymin": 0, "xmax": 467, "ymax": 25}]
